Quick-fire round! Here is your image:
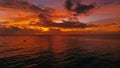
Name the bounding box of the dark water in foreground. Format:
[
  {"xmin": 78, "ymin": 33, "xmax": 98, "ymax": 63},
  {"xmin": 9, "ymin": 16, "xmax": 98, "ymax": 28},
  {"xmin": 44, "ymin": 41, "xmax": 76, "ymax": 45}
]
[{"xmin": 0, "ymin": 35, "xmax": 120, "ymax": 68}]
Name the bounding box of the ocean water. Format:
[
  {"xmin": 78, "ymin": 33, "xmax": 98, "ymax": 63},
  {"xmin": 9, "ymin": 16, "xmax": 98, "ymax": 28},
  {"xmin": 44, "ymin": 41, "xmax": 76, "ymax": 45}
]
[{"xmin": 0, "ymin": 35, "xmax": 120, "ymax": 68}]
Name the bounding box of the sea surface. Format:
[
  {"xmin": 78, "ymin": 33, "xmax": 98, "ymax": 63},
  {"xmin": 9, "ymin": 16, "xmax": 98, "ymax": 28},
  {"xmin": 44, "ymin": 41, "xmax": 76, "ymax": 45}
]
[{"xmin": 0, "ymin": 35, "xmax": 120, "ymax": 68}]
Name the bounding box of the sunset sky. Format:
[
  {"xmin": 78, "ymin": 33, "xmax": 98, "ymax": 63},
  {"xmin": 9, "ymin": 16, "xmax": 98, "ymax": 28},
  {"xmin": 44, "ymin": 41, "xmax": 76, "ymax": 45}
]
[
  {"xmin": 26, "ymin": 0, "xmax": 120, "ymax": 22},
  {"xmin": 0, "ymin": 0, "xmax": 119, "ymax": 23},
  {"xmin": 0, "ymin": 0, "xmax": 120, "ymax": 34}
]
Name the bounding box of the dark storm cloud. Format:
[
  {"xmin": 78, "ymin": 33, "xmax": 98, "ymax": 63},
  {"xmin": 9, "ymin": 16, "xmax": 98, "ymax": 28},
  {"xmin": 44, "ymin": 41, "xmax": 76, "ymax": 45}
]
[
  {"xmin": 0, "ymin": 0, "xmax": 44, "ymax": 13},
  {"xmin": 65, "ymin": 0, "xmax": 95, "ymax": 14},
  {"xmin": 34, "ymin": 0, "xmax": 95, "ymax": 28},
  {"xmin": 65, "ymin": 0, "xmax": 73, "ymax": 10}
]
